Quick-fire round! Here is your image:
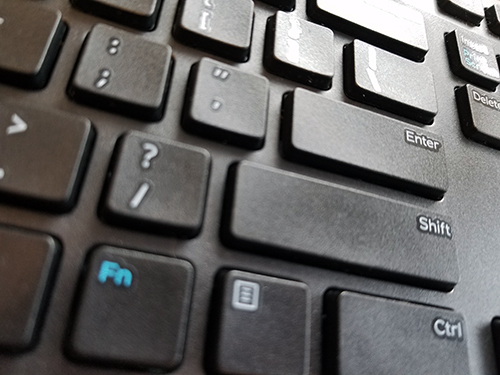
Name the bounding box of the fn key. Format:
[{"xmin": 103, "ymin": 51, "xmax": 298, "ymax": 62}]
[
  {"xmin": 324, "ymin": 291, "xmax": 471, "ymax": 375},
  {"xmin": 207, "ymin": 270, "xmax": 310, "ymax": 375}
]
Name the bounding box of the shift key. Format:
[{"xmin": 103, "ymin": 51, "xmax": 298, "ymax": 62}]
[
  {"xmin": 222, "ymin": 161, "xmax": 458, "ymax": 291},
  {"xmin": 281, "ymin": 88, "xmax": 448, "ymax": 200}
]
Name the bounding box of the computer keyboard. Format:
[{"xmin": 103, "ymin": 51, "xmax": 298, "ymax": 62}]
[{"xmin": 1, "ymin": 0, "xmax": 500, "ymax": 374}]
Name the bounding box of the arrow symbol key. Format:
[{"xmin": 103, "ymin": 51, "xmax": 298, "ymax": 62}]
[{"xmin": 6, "ymin": 113, "xmax": 28, "ymax": 135}]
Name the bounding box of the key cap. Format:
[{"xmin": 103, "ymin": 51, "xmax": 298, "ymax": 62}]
[
  {"xmin": 486, "ymin": 5, "xmax": 500, "ymax": 37},
  {"xmin": 183, "ymin": 58, "xmax": 269, "ymax": 150},
  {"xmin": 0, "ymin": 226, "xmax": 60, "ymax": 352},
  {"xmin": 71, "ymin": 0, "xmax": 162, "ymax": 31},
  {"xmin": 306, "ymin": 0, "xmax": 428, "ymax": 62},
  {"xmin": 0, "ymin": 103, "xmax": 94, "ymax": 212},
  {"xmin": 68, "ymin": 246, "xmax": 194, "ymax": 371},
  {"xmin": 264, "ymin": 11, "xmax": 334, "ymax": 90},
  {"xmin": 324, "ymin": 291, "xmax": 471, "ymax": 375},
  {"xmin": 101, "ymin": 131, "xmax": 211, "ymax": 238},
  {"xmin": 259, "ymin": 0, "xmax": 295, "ymax": 11},
  {"xmin": 173, "ymin": 0, "xmax": 254, "ymax": 62},
  {"xmin": 0, "ymin": 3, "xmax": 67, "ymax": 89},
  {"xmin": 455, "ymin": 85, "xmax": 500, "ymax": 149},
  {"xmin": 69, "ymin": 24, "xmax": 173, "ymax": 121},
  {"xmin": 206, "ymin": 270, "xmax": 310, "ymax": 375},
  {"xmin": 221, "ymin": 161, "xmax": 459, "ymax": 291},
  {"xmin": 438, "ymin": 0, "xmax": 484, "ymax": 26},
  {"xmin": 281, "ymin": 88, "xmax": 448, "ymax": 200},
  {"xmin": 445, "ymin": 29, "xmax": 500, "ymax": 91},
  {"xmin": 344, "ymin": 40, "xmax": 438, "ymax": 124}
]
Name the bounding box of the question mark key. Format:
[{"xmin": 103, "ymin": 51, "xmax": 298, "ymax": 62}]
[{"xmin": 101, "ymin": 131, "xmax": 211, "ymax": 238}]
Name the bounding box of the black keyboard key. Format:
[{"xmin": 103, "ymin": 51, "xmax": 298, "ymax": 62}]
[
  {"xmin": 259, "ymin": 0, "xmax": 295, "ymax": 11},
  {"xmin": 68, "ymin": 246, "xmax": 194, "ymax": 371},
  {"xmin": 101, "ymin": 131, "xmax": 211, "ymax": 238},
  {"xmin": 445, "ymin": 29, "xmax": 500, "ymax": 91},
  {"xmin": 324, "ymin": 291, "xmax": 471, "ymax": 375},
  {"xmin": 173, "ymin": 0, "xmax": 254, "ymax": 62},
  {"xmin": 344, "ymin": 40, "xmax": 438, "ymax": 124},
  {"xmin": 183, "ymin": 58, "xmax": 269, "ymax": 150},
  {"xmin": 69, "ymin": 24, "xmax": 173, "ymax": 121},
  {"xmin": 221, "ymin": 161, "xmax": 459, "ymax": 291},
  {"xmin": 281, "ymin": 88, "xmax": 448, "ymax": 200},
  {"xmin": 438, "ymin": 0, "xmax": 484, "ymax": 26},
  {"xmin": 264, "ymin": 11, "xmax": 334, "ymax": 90},
  {"xmin": 455, "ymin": 84, "xmax": 500, "ymax": 149},
  {"xmin": 0, "ymin": 3, "xmax": 66, "ymax": 89},
  {"xmin": 0, "ymin": 103, "xmax": 94, "ymax": 212},
  {"xmin": 0, "ymin": 226, "xmax": 60, "ymax": 352},
  {"xmin": 71, "ymin": 0, "xmax": 162, "ymax": 31},
  {"xmin": 207, "ymin": 270, "xmax": 310, "ymax": 375},
  {"xmin": 486, "ymin": 5, "xmax": 500, "ymax": 37},
  {"xmin": 306, "ymin": 0, "xmax": 428, "ymax": 62}
]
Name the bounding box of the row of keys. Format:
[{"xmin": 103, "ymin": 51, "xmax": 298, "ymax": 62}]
[
  {"xmin": 0, "ymin": 103, "xmax": 454, "ymax": 290},
  {"xmin": 71, "ymin": 0, "xmax": 297, "ymax": 32},
  {"xmin": 4, "ymin": 2, "xmax": 500, "ymax": 129},
  {"xmin": 0, "ymin": 225, "xmax": 471, "ymax": 374}
]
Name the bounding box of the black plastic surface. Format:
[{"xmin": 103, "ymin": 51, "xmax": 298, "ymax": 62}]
[
  {"xmin": 324, "ymin": 290, "xmax": 471, "ymax": 375},
  {"xmin": 207, "ymin": 270, "xmax": 310, "ymax": 375},
  {"xmin": 2, "ymin": 0, "xmax": 500, "ymax": 374}
]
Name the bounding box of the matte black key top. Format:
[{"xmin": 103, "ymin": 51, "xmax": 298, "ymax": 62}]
[
  {"xmin": 344, "ymin": 40, "xmax": 438, "ymax": 124},
  {"xmin": 173, "ymin": 0, "xmax": 254, "ymax": 62},
  {"xmin": 438, "ymin": 0, "xmax": 484, "ymax": 26},
  {"xmin": 68, "ymin": 246, "xmax": 194, "ymax": 371},
  {"xmin": 0, "ymin": 103, "xmax": 94, "ymax": 212},
  {"xmin": 445, "ymin": 29, "xmax": 500, "ymax": 91},
  {"xmin": 183, "ymin": 58, "xmax": 269, "ymax": 149},
  {"xmin": 101, "ymin": 131, "xmax": 211, "ymax": 238},
  {"xmin": 0, "ymin": 226, "xmax": 60, "ymax": 352},
  {"xmin": 456, "ymin": 85, "xmax": 500, "ymax": 149},
  {"xmin": 207, "ymin": 270, "xmax": 310, "ymax": 375},
  {"xmin": 281, "ymin": 88, "xmax": 448, "ymax": 200},
  {"xmin": 486, "ymin": 5, "xmax": 500, "ymax": 36},
  {"xmin": 71, "ymin": 0, "xmax": 162, "ymax": 31},
  {"xmin": 307, "ymin": 0, "xmax": 428, "ymax": 61},
  {"xmin": 221, "ymin": 161, "xmax": 459, "ymax": 291},
  {"xmin": 259, "ymin": 0, "xmax": 295, "ymax": 11},
  {"xmin": 264, "ymin": 11, "xmax": 334, "ymax": 90},
  {"xmin": 69, "ymin": 24, "xmax": 173, "ymax": 121},
  {"xmin": 0, "ymin": 3, "xmax": 66, "ymax": 89},
  {"xmin": 324, "ymin": 291, "xmax": 471, "ymax": 375}
]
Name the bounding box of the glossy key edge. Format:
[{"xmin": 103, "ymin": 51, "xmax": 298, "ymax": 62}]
[
  {"xmin": 343, "ymin": 41, "xmax": 437, "ymax": 124},
  {"xmin": 70, "ymin": 0, "xmax": 163, "ymax": 31},
  {"xmin": 306, "ymin": 0, "xmax": 428, "ymax": 62},
  {"xmin": 438, "ymin": 0, "xmax": 484, "ymax": 26},
  {"xmin": 172, "ymin": 0, "xmax": 255, "ymax": 62},
  {"xmin": 0, "ymin": 11, "xmax": 67, "ymax": 90},
  {"xmin": 0, "ymin": 226, "xmax": 61, "ymax": 352}
]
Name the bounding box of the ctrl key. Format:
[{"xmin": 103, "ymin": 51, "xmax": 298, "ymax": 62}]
[
  {"xmin": 68, "ymin": 246, "xmax": 194, "ymax": 371},
  {"xmin": 323, "ymin": 291, "xmax": 471, "ymax": 375}
]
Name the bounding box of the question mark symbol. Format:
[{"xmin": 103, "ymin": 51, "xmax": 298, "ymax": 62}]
[{"xmin": 141, "ymin": 142, "xmax": 159, "ymax": 169}]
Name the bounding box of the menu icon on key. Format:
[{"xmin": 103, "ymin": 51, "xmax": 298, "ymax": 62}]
[{"xmin": 232, "ymin": 280, "xmax": 260, "ymax": 312}]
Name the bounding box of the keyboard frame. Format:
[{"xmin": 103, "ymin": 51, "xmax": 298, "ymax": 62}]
[{"xmin": 1, "ymin": 0, "xmax": 500, "ymax": 374}]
